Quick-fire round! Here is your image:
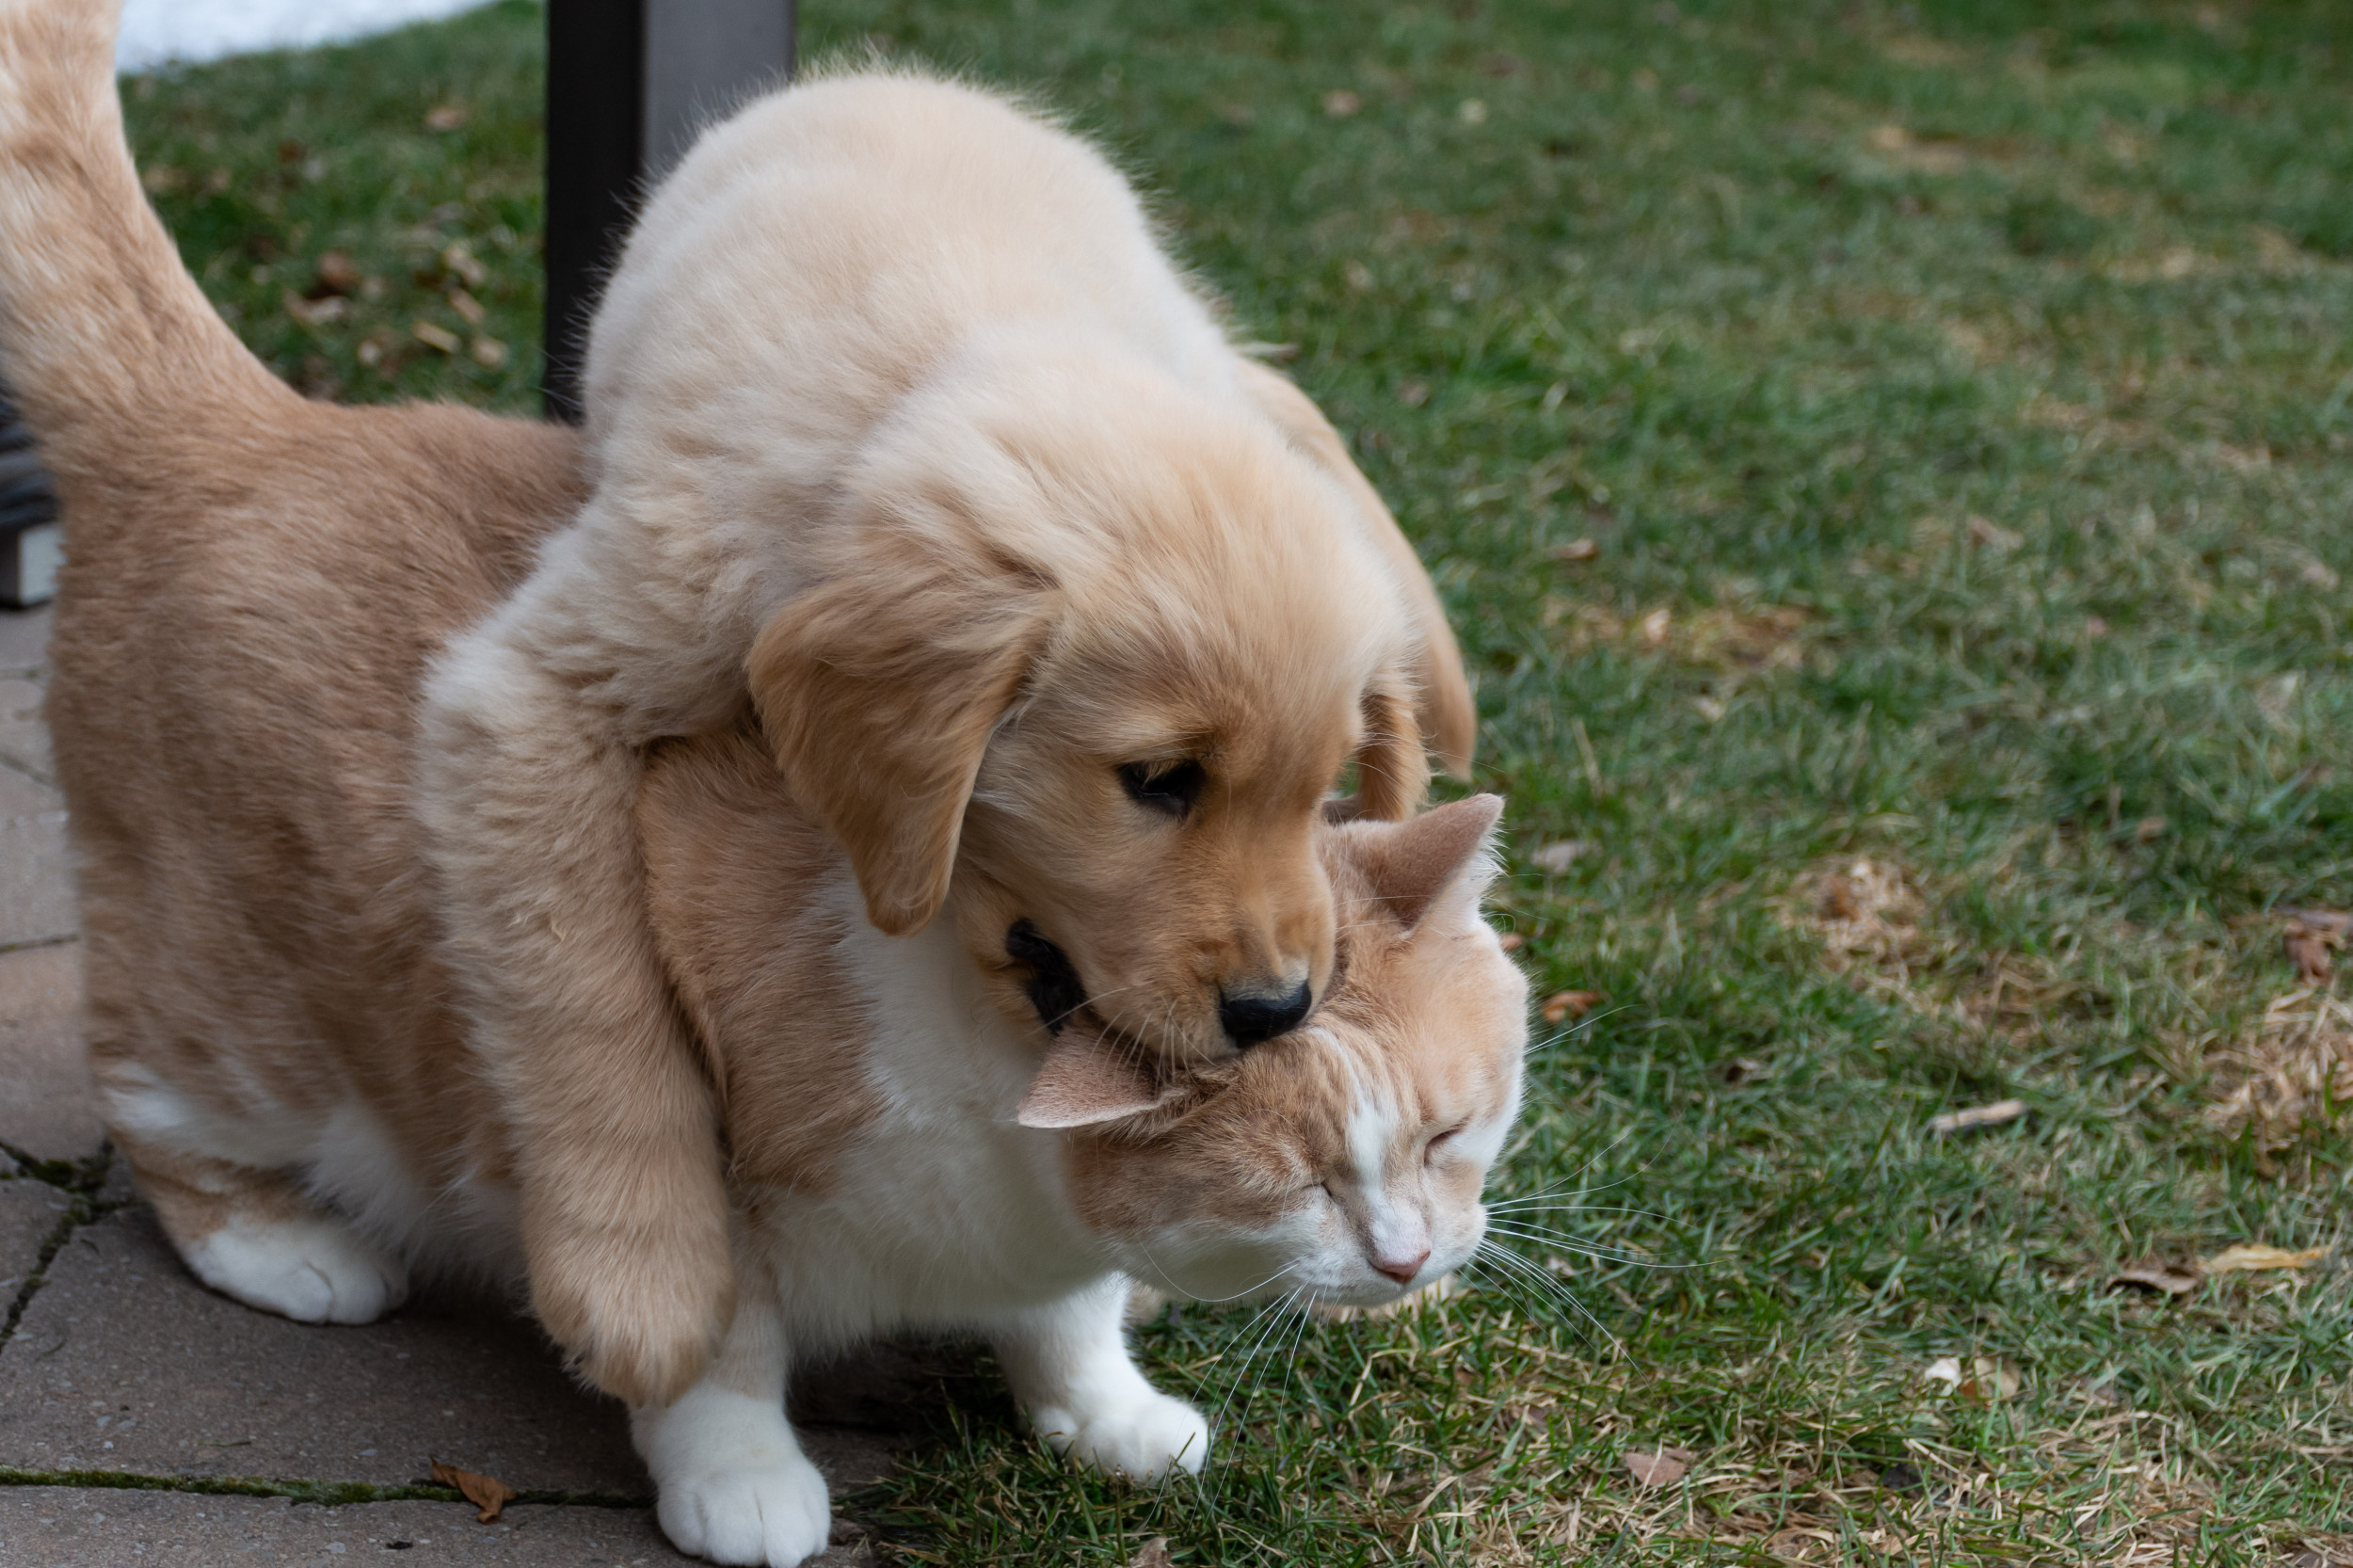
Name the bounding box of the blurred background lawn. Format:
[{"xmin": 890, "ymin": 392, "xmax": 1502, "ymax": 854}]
[{"xmin": 123, "ymin": 0, "xmax": 2353, "ymax": 1561}]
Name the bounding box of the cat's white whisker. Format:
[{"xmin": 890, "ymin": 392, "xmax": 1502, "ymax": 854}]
[
  {"xmin": 1472, "ymin": 1239, "xmax": 1624, "ymax": 1355},
  {"xmin": 1204, "ymin": 1284, "xmax": 1305, "ymax": 1444},
  {"xmin": 1482, "ymin": 1221, "xmax": 1686, "ymax": 1272}
]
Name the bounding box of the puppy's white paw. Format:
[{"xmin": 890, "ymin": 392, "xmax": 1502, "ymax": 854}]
[
  {"xmin": 1031, "ymin": 1386, "xmax": 1209, "ymax": 1481},
  {"xmin": 637, "ymin": 1386, "xmax": 832, "ymax": 1567},
  {"xmin": 180, "ymin": 1214, "xmax": 408, "ymax": 1324}
]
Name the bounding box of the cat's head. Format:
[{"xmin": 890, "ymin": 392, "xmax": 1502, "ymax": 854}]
[{"xmin": 1021, "ymin": 795, "xmax": 1528, "ymax": 1309}]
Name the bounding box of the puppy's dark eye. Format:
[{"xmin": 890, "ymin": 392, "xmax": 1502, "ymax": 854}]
[{"xmin": 1117, "ymin": 760, "xmax": 1205, "ymax": 819}]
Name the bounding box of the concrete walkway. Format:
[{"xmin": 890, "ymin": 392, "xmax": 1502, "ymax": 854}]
[{"xmin": 0, "ymin": 605, "xmax": 906, "ymax": 1564}]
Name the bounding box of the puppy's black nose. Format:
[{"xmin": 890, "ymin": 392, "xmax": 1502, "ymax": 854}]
[{"xmin": 1219, "ymin": 981, "xmax": 1313, "ymax": 1048}]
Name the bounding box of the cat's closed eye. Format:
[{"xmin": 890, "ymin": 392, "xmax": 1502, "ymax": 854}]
[{"xmin": 1423, "ymin": 1125, "xmax": 1467, "ymax": 1162}]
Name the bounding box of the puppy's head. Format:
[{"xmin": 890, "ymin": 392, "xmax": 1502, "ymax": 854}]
[{"xmin": 748, "ymin": 349, "xmax": 1432, "ymax": 1063}]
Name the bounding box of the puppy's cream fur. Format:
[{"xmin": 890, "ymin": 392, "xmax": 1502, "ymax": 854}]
[{"xmin": 418, "ymin": 68, "xmax": 1477, "ymax": 1402}]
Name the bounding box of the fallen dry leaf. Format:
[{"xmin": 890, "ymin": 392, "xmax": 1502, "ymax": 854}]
[
  {"xmin": 1528, "ymin": 840, "xmax": 1593, "ymax": 874},
  {"xmin": 312, "ymin": 249, "xmax": 362, "ymax": 296},
  {"xmin": 2110, "ymin": 1263, "xmax": 2199, "ymax": 1296},
  {"xmin": 1966, "ymin": 514, "xmax": 2022, "ymax": 551},
  {"xmin": 1625, "ymin": 1447, "xmax": 1692, "ymax": 1487},
  {"xmin": 1541, "ymin": 990, "xmax": 1600, "ymax": 1025},
  {"xmin": 2281, "ymin": 908, "xmax": 2346, "ymax": 984},
  {"xmin": 1548, "ymin": 537, "xmax": 1600, "ymax": 562},
  {"xmin": 424, "ymin": 103, "xmax": 469, "ymax": 132},
  {"xmin": 430, "ymin": 1461, "xmax": 518, "ymax": 1523},
  {"xmin": 281, "ymin": 290, "xmax": 348, "ymax": 328},
  {"xmin": 441, "ymin": 243, "xmax": 489, "ymax": 289},
  {"xmin": 1638, "ymin": 608, "xmax": 1671, "ymax": 647},
  {"xmin": 1928, "ymin": 1098, "xmax": 2027, "ymax": 1134},
  {"xmin": 2285, "ymin": 908, "xmax": 2353, "ymax": 939},
  {"xmin": 2287, "ymin": 932, "xmax": 2335, "ymax": 984},
  {"xmin": 412, "ymin": 321, "xmax": 461, "ymax": 354},
  {"xmin": 448, "ymin": 288, "xmax": 487, "ymax": 327},
  {"xmin": 2197, "ymin": 1243, "xmax": 2328, "ymax": 1275},
  {"xmin": 471, "ymin": 336, "xmax": 508, "ymax": 369},
  {"xmin": 1922, "ymin": 1355, "xmax": 2020, "ymax": 1402},
  {"xmin": 1397, "ymin": 376, "xmax": 1430, "ymax": 408},
  {"xmin": 1712, "ymin": 1056, "xmax": 1769, "ymax": 1086},
  {"xmin": 1321, "ymin": 88, "xmax": 1361, "ymax": 117},
  {"xmin": 1128, "ymin": 1536, "xmax": 1174, "ymax": 1568}
]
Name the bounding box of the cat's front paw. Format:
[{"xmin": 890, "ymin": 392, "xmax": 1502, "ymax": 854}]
[
  {"xmin": 1031, "ymin": 1387, "xmax": 1209, "ymax": 1481},
  {"xmin": 636, "ymin": 1386, "xmax": 832, "ymax": 1568},
  {"xmin": 657, "ymin": 1456, "xmax": 830, "ymax": 1567}
]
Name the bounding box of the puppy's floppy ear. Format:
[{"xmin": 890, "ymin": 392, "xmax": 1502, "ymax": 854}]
[
  {"xmin": 1233, "ymin": 359, "xmax": 1478, "ymax": 776},
  {"xmin": 1352, "ymin": 678, "xmax": 1433, "ymax": 822},
  {"xmin": 1344, "ymin": 792, "xmax": 1504, "ymax": 931},
  {"xmin": 1019, "ymin": 1027, "xmax": 1186, "ymax": 1129},
  {"xmin": 748, "ymin": 538, "xmax": 1056, "ymax": 936}
]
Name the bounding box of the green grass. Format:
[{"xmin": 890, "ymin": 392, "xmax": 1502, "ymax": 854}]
[{"xmin": 121, "ymin": 0, "xmax": 2353, "ymax": 1561}]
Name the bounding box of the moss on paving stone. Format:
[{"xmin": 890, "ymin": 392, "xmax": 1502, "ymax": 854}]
[{"xmin": 0, "ymin": 1465, "xmax": 649, "ymax": 1510}]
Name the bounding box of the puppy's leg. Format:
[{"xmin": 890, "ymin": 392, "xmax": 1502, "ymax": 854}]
[
  {"xmin": 115, "ymin": 1131, "xmax": 408, "ymax": 1325},
  {"xmin": 991, "ymin": 1275, "xmax": 1209, "ymax": 1481},
  {"xmin": 632, "ymin": 1267, "xmax": 830, "ymax": 1568}
]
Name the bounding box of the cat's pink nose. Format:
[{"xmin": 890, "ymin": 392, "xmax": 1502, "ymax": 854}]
[{"xmin": 1374, "ymin": 1249, "xmax": 1430, "ymax": 1285}]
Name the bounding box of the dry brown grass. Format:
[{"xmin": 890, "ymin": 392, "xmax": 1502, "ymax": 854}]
[
  {"xmin": 2201, "ymin": 988, "xmax": 2353, "ymax": 1156},
  {"xmin": 1544, "ymin": 599, "xmax": 1816, "ymax": 673}
]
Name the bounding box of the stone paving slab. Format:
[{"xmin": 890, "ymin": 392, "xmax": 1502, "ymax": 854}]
[
  {"xmin": 0, "ymin": 1206, "xmax": 648, "ymax": 1493},
  {"xmin": 0, "ymin": 944, "xmax": 96, "ymax": 1164},
  {"xmin": 0, "ymin": 606, "xmax": 46, "ymax": 678},
  {"xmin": 0, "ymin": 677, "xmax": 48, "ymax": 786},
  {"xmin": 0, "ymin": 1487, "xmax": 881, "ymax": 1566},
  {"xmin": 0, "ymin": 1178, "xmax": 72, "ymax": 1295},
  {"xmin": 0, "ymin": 1204, "xmax": 930, "ymax": 1497},
  {"xmin": 0, "ymin": 809, "xmax": 72, "ymax": 951},
  {"xmin": 0, "ymin": 765, "xmax": 48, "ymax": 820}
]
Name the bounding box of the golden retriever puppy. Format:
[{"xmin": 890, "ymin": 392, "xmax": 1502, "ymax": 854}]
[{"xmin": 414, "ymin": 70, "xmax": 1475, "ymax": 1404}]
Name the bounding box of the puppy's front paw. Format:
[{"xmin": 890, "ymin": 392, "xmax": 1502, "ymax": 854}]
[
  {"xmin": 636, "ymin": 1386, "xmax": 832, "ymax": 1567},
  {"xmin": 180, "ymin": 1215, "xmax": 408, "ymax": 1324},
  {"xmin": 1031, "ymin": 1386, "xmax": 1209, "ymax": 1481}
]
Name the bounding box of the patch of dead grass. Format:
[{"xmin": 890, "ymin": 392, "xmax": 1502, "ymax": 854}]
[
  {"xmin": 2202, "ymin": 988, "xmax": 2353, "ymax": 1154},
  {"xmin": 1545, "ymin": 600, "xmax": 1816, "ymax": 671},
  {"xmin": 1317, "ymin": 1305, "xmax": 2341, "ymax": 1563}
]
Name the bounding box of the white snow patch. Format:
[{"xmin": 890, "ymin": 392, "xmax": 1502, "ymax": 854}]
[{"xmin": 117, "ymin": 0, "xmax": 504, "ymax": 74}]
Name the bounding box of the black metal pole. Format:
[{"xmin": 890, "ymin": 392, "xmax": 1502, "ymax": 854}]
[
  {"xmin": 542, "ymin": 0, "xmax": 794, "ymax": 424},
  {"xmin": 542, "ymin": 0, "xmax": 646, "ymax": 424}
]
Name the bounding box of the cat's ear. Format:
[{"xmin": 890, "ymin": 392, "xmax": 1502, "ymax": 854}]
[
  {"xmin": 1346, "ymin": 793, "xmax": 1505, "ymax": 931},
  {"xmin": 1018, "ymin": 1028, "xmax": 1183, "ymax": 1129}
]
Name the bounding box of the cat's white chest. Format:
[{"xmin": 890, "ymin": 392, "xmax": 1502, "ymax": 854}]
[{"xmin": 748, "ymin": 910, "xmax": 1112, "ymax": 1346}]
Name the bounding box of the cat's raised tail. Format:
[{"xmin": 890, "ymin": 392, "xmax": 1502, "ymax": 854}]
[{"xmin": 0, "ymin": 0, "xmax": 294, "ymax": 505}]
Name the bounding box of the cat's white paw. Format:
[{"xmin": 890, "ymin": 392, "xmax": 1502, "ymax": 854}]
[
  {"xmin": 637, "ymin": 1386, "xmax": 832, "ymax": 1567},
  {"xmin": 1031, "ymin": 1386, "xmax": 1209, "ymax": 1481},
  {"xmin": 180, "ymin": 1215, "xmax": 408, "ymax": 1324},
  {"xmin": 657, "ymin": 1458, "xmax": 830, "ymax": 1567}
]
